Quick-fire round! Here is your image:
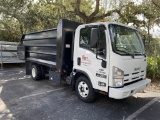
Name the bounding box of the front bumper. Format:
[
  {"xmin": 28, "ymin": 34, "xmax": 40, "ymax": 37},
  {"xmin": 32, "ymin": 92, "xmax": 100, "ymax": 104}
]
[{"xmin": 109, "ymin": 79, "xmax": 151, "ymax": 99}]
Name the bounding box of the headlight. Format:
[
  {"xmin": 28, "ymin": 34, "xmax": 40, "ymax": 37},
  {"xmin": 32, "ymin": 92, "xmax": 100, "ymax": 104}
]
[{"xmin": 113, "ymin": 66, "xmax": 124, "ymax": 87}]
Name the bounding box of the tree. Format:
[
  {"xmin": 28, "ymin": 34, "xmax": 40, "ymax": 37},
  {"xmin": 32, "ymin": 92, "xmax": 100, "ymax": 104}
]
[
  {"xmin": 0, "ymin": 0, "xmax": 78, "ymax": 41},
  {"xmin": 0, "ymin": 17, "xmax": 21, "ymax": 42},
  {"xmin": 46, "ymin": 0, "xmax": 124, "ymax": 23},
  {"xmin": 150, "ymin": 0, "xmax": 160, "ymax": 26},
  {"xmin": 114, "ymin": 0, "xmax": 160, "ymax": 42},
  {"xmin": 117, "ymin": 2, "xmax": 143, "ymax": 27},
  {"xmin": 0, "ymin": 0, "xmax": 33, "ymax": 35},
  {"xmin": 1, "ymin": 0, "xmax": 160, "ymax": 42}
]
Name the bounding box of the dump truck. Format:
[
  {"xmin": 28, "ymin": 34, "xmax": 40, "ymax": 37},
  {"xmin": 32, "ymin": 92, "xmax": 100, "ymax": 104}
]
[{"xmin": 17, "ymin": 19, "xmax": 151, "ymax": 102}]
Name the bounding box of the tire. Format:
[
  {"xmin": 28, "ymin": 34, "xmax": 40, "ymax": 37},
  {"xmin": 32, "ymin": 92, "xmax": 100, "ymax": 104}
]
[
  {"xmin": 76, "ymin": 76, "xmax": 96, "ymax": 103},
  {"xmin": 31, "ymin": 64, "xmax": 42, "ymax": 80}
]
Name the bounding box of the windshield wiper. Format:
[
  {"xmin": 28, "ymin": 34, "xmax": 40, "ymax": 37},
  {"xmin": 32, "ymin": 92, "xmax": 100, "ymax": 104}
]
[
  {"xmin": 116, "ymin": 50, "xmax": 135, "ymax": 58},
  {"xmin": 132, "ymin": 51, "xmax": 146, "ymax": 57}
]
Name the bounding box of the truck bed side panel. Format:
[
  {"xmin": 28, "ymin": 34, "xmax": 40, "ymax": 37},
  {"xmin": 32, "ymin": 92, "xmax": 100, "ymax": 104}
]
[{"xmin": 22, "ymin": 29, "xmax": 57, "ymax": 67}]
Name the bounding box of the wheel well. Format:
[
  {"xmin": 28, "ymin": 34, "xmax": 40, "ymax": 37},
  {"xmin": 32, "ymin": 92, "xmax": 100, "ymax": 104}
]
[{"xmin": 72, "ymin": 70, "xmax": 93, "ymax": 91}]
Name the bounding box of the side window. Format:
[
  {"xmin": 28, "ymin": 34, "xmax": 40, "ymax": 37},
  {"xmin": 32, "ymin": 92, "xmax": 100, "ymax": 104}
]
[
  {"xmin": 80, "ymin": 27, "xmax": 92, "ymax": 50},
  {"xmin": 79, "ymin": 25, "xmax": 106, "ymax": 58}
]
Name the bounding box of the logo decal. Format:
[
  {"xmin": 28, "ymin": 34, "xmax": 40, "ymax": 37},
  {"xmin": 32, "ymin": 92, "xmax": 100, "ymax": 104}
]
[
  {"xmin": 96, "ymin": 73, "xmax": 107, "ymax": 79},
  {"xmin": 81, "ymin": 55, "xmax": 91, "ymax": 66},
  {"xmin": 134, "ymin": 67, "xmax": 141, "ymax": 71},
  {"xmin": 82, "ymin": 55, "xmax": 88, "ymax": 61}
]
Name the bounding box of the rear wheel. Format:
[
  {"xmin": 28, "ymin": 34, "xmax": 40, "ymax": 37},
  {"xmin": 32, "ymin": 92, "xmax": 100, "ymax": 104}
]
[
  {"xmin": 76, "ymin": 76, "xmax": 96, "ymax": 103},
  {"xmin": 31, "ymin": 64, "xmax": 42, "ymax": 80}
]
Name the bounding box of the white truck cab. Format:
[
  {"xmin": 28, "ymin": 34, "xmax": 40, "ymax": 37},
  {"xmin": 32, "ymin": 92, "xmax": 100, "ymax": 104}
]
[{"xmin": 72, "ymin": 22, "xmax": 151, "ymax": 102}]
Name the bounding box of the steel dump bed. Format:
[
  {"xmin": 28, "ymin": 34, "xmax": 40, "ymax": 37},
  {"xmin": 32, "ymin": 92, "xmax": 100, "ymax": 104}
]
[{"xmin": 18, "ymin": 19, "xmax": 81, "ymax": 75}]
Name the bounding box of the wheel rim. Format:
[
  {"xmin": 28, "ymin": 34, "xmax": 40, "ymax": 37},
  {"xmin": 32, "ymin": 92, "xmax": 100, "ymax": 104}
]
[
  {"xmin": 78, "ymin": 81, "xmax": 89, "ymax": 98},
  {"xmin": 32, "ymin": 67, "xmax": 36, "ymax": 78}
]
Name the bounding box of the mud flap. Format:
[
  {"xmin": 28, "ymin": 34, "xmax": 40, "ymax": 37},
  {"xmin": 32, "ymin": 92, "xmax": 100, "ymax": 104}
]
[{"xmin": 49, "ymin": 71, "xmax": 61, "ymax": 84}]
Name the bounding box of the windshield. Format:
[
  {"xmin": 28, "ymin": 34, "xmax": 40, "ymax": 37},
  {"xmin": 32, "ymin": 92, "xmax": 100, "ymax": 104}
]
[{"xmin": 109, "ymin": 24, "xmax": 145, "ymax": 56}]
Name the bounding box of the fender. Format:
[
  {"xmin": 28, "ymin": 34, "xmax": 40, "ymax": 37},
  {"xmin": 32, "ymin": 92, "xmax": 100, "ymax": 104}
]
[{"xmin": 71, "ymin": 68, "xmax": 95, "ymax": 91}]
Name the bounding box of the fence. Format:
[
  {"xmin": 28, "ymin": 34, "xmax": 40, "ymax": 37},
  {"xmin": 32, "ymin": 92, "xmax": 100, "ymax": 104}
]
[
  {"xmin": 145, "ymin": 43, "xmax": 160, "ymax": 80},
  {"xmin": 0, "ymin": 41, "xmax": 24, "ymax": 70}
]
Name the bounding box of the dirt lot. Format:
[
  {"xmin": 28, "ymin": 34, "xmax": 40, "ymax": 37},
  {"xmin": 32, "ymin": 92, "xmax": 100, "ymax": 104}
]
[
  {"xmin": 147, "ymin": 79, "xmax": 160, "ymax": 92},
  {"xmin": 0, "ymin": 64, "xmax": 160, "ymax": 120}
]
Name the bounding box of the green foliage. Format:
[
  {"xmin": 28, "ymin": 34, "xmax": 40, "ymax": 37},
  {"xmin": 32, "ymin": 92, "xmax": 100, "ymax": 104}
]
[
  {"xmin": 0, "ymin": 17, "xmax": 21, "ymax": 42},
  {"xmin": 147, "ymin": 55, "xmax": 160, "ymax": 79},
  {"xmin": 0, "ymin": 0, "xmax": 160, "ymax": 43},
  {"xmin": 118, "ymin": 2, "xmax": 145, "ymax": 27},
  {"xmin": 157, "ymin": 56, "xmax": 160, "ymax": 78},
  {"xmin": 0, "ymin": 0, "xmax": 80, "ymax": 42},
  {"xmin": 147, "ymin": 56, "xmax": 155, "ymax": 78}
]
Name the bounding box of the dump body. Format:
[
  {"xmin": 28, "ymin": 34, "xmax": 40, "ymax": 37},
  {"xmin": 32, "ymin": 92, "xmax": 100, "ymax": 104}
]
[
  {"xmin": 22, "ymin": 29, "xmax": 57, "ymax": 66},
  {"xmin": 18, "ymin": 19, "xmax": 81, "ymax": 80}
]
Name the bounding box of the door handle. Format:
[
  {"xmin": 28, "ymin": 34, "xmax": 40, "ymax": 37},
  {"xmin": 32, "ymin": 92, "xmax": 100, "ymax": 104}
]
[{"xmin": 77, "ymin": 57, "xmax": 81, "ymax": 66}]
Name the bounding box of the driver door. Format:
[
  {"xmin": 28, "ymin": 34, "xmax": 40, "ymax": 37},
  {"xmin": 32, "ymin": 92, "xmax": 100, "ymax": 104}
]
[{"xmin": 77, "ymin": 25, "xmax": 109, "ymax": 92}]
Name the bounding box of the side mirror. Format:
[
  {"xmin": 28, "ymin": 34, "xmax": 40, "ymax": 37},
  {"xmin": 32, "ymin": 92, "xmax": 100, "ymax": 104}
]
[{"xmin": 90, "ymin": 28, "xmax": 98, "ymax": 48}]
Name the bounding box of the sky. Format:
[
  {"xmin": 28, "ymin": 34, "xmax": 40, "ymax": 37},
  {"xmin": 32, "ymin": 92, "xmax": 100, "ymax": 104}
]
[{"xmin": 150, "ymin": 26, "xmax": 160, "ymax": 38}]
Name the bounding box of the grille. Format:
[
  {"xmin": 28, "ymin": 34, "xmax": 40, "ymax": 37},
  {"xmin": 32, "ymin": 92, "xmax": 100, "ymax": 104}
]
[{"xmin": 123, "ymin": 70, "xmax": 145, "ymax": 84}]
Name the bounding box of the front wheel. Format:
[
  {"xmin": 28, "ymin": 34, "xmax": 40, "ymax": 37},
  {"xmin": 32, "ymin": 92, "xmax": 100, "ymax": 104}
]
[{"xmin": 76, "ymin": 76, "xmax": 96, "ymax": 103}]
